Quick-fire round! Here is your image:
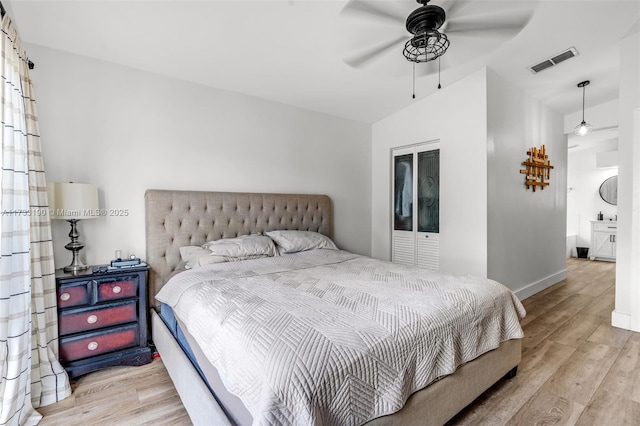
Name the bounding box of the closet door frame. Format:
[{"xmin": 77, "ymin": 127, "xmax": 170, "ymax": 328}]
[{"xmin": 391, "ymin": 140, "xmax": 440, "ymax": 268}]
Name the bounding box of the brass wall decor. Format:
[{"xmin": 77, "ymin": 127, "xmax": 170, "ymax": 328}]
[{"xmin": 520, "ymin": 144, "xmax": 553, "ymax": 192}]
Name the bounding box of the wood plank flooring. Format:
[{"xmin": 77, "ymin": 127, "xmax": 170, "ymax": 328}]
[
  {"xmin": 449, "ymin": 258, "xmax": 638, "ymax": 425},
  {"xmin": 38, "ymin": 258, "xmax": 638, "ymax": 425},
  {"xmin": 37, "ymin": 357, "xmax": 191, "ymax": 425}
]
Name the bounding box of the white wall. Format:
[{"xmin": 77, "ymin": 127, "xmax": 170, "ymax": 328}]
[
  {"xmin": 27, "ymin": 44, "xmax": 372, "ymax": 267},
  {"xmin": 613, "ymin": 31, "xmax": 640, "ymax": 332},
  {"xmin": 566, "ymin": 140, "xmax": 618, "ymax": 253},
  {"xmin": 372, "ymin": 67, "xmax": 568, "ymax": 296},
  {"xmin": 372, "ymin": 69, "xmax": 488, "ymax": 277},
  {"xmin": 486, "ymin": 70, "xmax": 567, "ymax": 298}
]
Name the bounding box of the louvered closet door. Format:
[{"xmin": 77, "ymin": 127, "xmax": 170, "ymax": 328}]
[
  {"xmin": 416, "ymin": 149, "xmax": 440, "ymax": 269},
  {"xmin": 392, "ymin": 149, "xmax": 415, "ymax": 265},
  {"xmin": 392, "ymin": 143, "xmax": 440, "ymax": 269}
]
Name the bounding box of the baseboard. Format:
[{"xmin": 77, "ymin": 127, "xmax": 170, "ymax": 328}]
[
  {"xmin": 611, "ymin": 309, "xmax": 638, "ymax": 331},
  {"xmin": 513, "ymin": 269, "xmax": 568, "ymax": 300}
]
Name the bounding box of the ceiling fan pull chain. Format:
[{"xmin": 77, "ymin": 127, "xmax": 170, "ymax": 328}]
[
  {"xmin": 438, "ymin": 57, "xmax": 442, "ymax": 89},
  {"xmin": 412, "ymin": 62, "xmax": 416, "ymax": 99}
]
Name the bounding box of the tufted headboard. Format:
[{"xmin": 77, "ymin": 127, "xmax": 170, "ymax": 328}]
[{"xmin": 144, "ymin": 189, "xmax": 332, "ymax": 309}]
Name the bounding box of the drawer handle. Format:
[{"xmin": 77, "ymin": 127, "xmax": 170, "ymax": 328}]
[
  {"xmin": 112, "ymin": 285, "xmax": 122, "ymax": 294},
  {"xmin": 87, "ymin": 315, "xmax": 98, "ymax": 324},
  {"xmin": 59, "ymin": 292, "xmax": 71, "ymax": 302},
  {"xmin": 87, "ymin": 341, "xmax": 98, "ymax": 351}
]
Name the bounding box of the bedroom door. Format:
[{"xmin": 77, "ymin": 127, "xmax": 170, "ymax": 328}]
[{"xmin": 392, "ymin": 142, "xmax": 440, "ymax": 269}]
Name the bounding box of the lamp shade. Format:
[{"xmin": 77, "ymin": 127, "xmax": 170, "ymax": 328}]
[{"xmin": 47, "ymin": 182, "xmax": 99, "ymax": 220}]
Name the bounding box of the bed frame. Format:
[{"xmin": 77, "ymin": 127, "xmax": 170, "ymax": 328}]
[{"xmin": 145, "ymin": 189, "xmax": 520, "ymax": 426}]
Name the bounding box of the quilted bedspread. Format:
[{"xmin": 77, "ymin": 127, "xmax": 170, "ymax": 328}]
[{"xmin": 156, "ymin": 249, "xmax": 525, "ymax": 425}]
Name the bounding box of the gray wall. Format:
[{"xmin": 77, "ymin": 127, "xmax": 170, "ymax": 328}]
[
  {"xmin": 487, "ymin": 69, "xmax": 567, "ymax": 297},
  {"xmin": 372, "ymin": 67, "xmax": 567, "ymax": 297},
  {"xmin": 27, "ymin": 44, "xmax": 372, "ymax": 267},
  {"xmin": 613, "ymin": 31, "xmax": 640, "ymax": 332},
  {"xmin": 371, "ymin": 69, "xmax": 488, "ymax": 277}
]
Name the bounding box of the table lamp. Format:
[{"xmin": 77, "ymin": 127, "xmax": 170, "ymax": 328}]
[{"xmin": 47, "ymin": 182, "xmax": 99, "ymax": 273}]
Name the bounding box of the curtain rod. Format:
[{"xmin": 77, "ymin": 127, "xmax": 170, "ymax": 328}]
[{"xmin": 0, "ymin": 1, "xmax": 35, "ymax": 69}]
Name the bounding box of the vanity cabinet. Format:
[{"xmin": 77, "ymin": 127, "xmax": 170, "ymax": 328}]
[{"xmin": 590, "ymin": 221, "xmax": 617, "ymax": 261}]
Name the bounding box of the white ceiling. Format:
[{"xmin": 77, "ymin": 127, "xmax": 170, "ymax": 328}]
[{"xmin": 7, "ymin": 0, "xmax": 640, "ymax": 124}]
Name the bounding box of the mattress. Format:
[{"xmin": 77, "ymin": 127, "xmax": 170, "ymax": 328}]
[
  {"xmin": 159, "ymin": 303, "xmax": 253, "ymax": 425},
  {"xmin": 157, "ymin": 249, "xmax": 525, "ymax": 425}
]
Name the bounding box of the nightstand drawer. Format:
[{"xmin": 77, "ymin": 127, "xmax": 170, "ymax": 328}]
[
  {"xmin": 59, "ymin": 302, "xmax": 138, "ymax": 335},
  {"xmin": 57, "ymin": 281, "xmax": 91, "ymax": 308},
  {"xmin": 60, "ymin": 324, "xmax": 139, "ymax": 362},
  {"xmin": 96, "ymin": 277, "xmax": 138, "ymax": 302}
]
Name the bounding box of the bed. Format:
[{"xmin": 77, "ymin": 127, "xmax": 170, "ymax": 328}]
[{"xmin": 145, "ymin": 189, "xmax": 524, "ymax": 426}]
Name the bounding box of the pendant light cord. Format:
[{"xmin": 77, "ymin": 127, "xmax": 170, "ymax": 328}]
[
  {"xmin": 582, "ymin": 84, "xmax": 586, "ymax": 121},
  {"xmin": 438, "ymin": 57, "xmax": 441, "ymax": 89},
  {"xmin": 574, "ymin": 80, "xmax": 591, "ymax": 135}
]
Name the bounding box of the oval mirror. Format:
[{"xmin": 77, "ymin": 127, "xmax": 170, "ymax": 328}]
[{"xmin": 599, "ymin": 175, "xmax": 618, "ymax": 205}]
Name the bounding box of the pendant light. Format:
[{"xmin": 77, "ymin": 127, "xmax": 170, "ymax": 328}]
[{"xmin": 574, "ymin": 80, "xmax": 593, "ymax": 136}]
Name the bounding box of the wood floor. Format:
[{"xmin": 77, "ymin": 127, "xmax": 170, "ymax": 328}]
[
  {"xmin": 38, "ymin": 258, "xmax": 639, "ymax": 425},
  {"xmin": 37, "ymin": 357, "xmax": 191, "ymax": 425}
]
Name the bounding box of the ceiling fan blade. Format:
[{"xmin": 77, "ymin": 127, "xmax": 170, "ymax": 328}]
[
  {"xmin": 439, "ymin": 0, "xmax": 473, "ymax": 20},
  {"xmin": 444, "ymin": 22, "xmax": 526, "ymax": 36},
  {"xmin": 444, "ymin": 7, "xmax": 533, "ymax": 35},
  {"xmin": 340, "ymin": 0, "xmax": 406, "ymax": 25},
  {"xmin": 445, "ymin": 22, "xmax": 529, "ymax": 39},
  {"xmin": 344, "ymin": 35, "xmax": 408, "ymax": 68}
]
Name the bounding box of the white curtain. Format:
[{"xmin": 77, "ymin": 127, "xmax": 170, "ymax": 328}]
[{"xmin": 0, "ymin": 13, "xmax": 70, "ymax": 425}]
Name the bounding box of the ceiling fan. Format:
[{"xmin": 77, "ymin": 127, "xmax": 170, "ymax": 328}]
[{"xmin": 340, "ymin": 0, "xmax": 535, "ymax": 90}]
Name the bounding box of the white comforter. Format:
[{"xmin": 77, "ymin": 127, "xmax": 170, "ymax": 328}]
[{"xmin": 156, "ymin": 249, "xmax": 525, "ymax": 426}]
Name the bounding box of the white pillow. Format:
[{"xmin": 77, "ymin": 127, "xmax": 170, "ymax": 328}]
[
  {"xmin": 179, "ymin": 246, "xmax": 226, "ymax": 269},
  {"xmin": 265, "ymin": 230, "xmax": 337, "ymax": 254},
  {"xmin": 202, "ymin": 234, "xmax": 278, "ymax": 259}
]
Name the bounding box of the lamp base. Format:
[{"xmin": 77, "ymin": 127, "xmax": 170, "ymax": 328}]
[
  {"xmin": 63, "ymin": 219, "xmax": 89, "ymax": 274},
  {"xmin": 63, "ymin": 263, "xmax": 90, "ymax": 274}
]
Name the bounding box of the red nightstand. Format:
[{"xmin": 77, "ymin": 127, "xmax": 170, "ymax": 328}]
[{"xmin": 55, "ymin": 264, "xmax": 152, "ymax": 378}]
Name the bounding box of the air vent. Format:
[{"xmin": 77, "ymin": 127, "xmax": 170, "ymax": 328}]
[
  {"xmin": 528, "ymin": 47, "xmax": 579, "ymax": 74},
  {"xmin": 531, "ymin": 60, "xmax": 554, "ymax": 73}
]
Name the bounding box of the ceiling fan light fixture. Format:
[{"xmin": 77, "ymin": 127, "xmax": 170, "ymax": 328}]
[
  {"xmin": 403, "ymin": 29, "xmax": 449, "ymax": 63},
  {"xmin": 574, "ymin": 80, "xmax": 592, "ymax": 136}
]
